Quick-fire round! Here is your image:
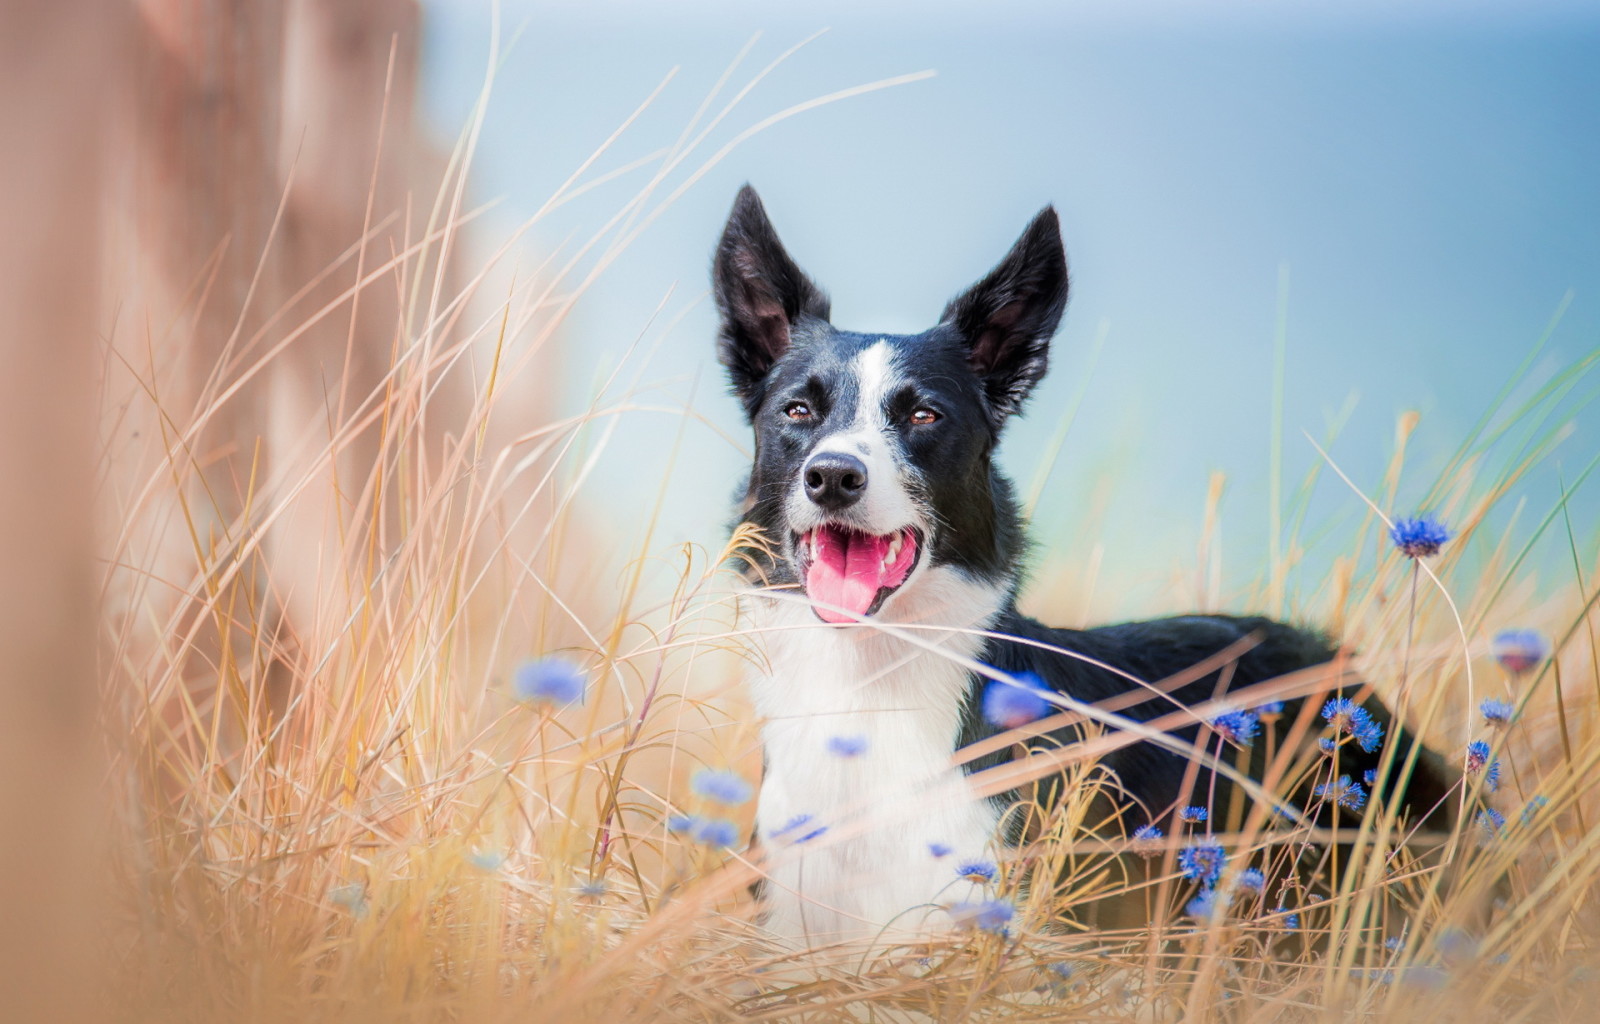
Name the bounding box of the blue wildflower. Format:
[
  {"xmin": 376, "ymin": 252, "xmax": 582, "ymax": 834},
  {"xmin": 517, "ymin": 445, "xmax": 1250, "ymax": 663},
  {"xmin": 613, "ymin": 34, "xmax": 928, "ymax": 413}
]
[
  {"xmin": 1315, "ymin": 773, "xmax": 1368, "ymax": 812},
  {"xmin": 1465, "ymin": 740, "xmax": 1501, "ymax": 792},
  {"xmin": 1475, "ymin": 808, "xmax": 1506, "ymax": 839},
  {"xmin": 1178, "ymin": 842, "xmax": 1226, "ymax": 885},
  {"xmin": 1480, "ymin": 698, "xmax": 1515, "ymax": 727},
  {"xmin": 1318, "ymin": 737, "xmax": 1339, "ymax": 755},
  {"xmin": 1042, "ymin": 961, "xmax": 1079, "ymax": 997},
  {"xmin": 1352, "ymin": 716, "xmax": 1384, "ymax": 753},
  {"xmin": 928, "ymin": 842, "xmax": 953, "ymax": 858},
  {"xmin": 512, "ymin": 656, "xmax": 587, "ymax": 705},
  {"xmin": 773, "ymin": 814, "xmax": 827, "ymax": 843},
  {"xmin": 1180, "ymin": 805, "xmax": 1209, "ymax": 824},
  {"xmin": 691, "ymin": 768, "xmax": 753, "ymax": 805},
  {"xmin": 691, "ymin": 817, "xmax": 740, "ymax": 848},
  {"xmin": 1322, "ymin": 698, "xmax": 1382, "ymax": 752},
  {"xmin": 1492, "ymin": 629, "xmax": 1549, "ymax": 675},
  {"xmin": 1389, "ymin": 515, "xmax": 1452, "ymax": 559},
  {"xmin": 1258, "ymin": 700, "xmax": 1285, "ymax": 716},
  {"xmin": 1238, "ymin": 867, "xmax": 1266, "ymax": 892},
  {"xmin": 1131, "ymin": 824, "xmax": 1164, "ymax": 855},
  {"xmin": 1521, "ymin": 795, "xmax": 1550, "ymax": 825},
  {"xmin": 1211, "ymin": 709, "xmax": 1260, "ymax": 747},
  {"xmin": 1385, "ymin": 935, "xmax": 1406, "ymax": 953},
  {"xmin": 982, "ymin": 672, "xmax": 1055, "ymax": 729},
  {"xmin": 1186, "ymin": 887, "xmax": 1222, "ymax": 921},
  {"xmin": 949, "ymin": 898, "xmax": 1014, "ymax": 934},
  {"xmin": 957, "ymin": 860, "xmax": 998, "ymax": 884},
  {"xmin": 1363, "ymin": 769, "xmax": 1377, "ymax": 788},
  {"xmin": 1281, "ymin": 910, "xmax": 1300, "ymax": 930},
  {"xmin": 666, "ymin": 813, "xmax": 698, "ymax": 834},
  {"xmin": 825, "ymin": 734, "xmax": 869, "ymax": 758}
]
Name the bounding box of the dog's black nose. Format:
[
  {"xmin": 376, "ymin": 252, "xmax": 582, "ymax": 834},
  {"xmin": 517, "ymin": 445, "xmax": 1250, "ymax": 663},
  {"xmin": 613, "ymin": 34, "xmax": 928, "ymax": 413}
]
[{"xmin": 803, "ymin": 451, "xmax": 868, "ymax": 510}]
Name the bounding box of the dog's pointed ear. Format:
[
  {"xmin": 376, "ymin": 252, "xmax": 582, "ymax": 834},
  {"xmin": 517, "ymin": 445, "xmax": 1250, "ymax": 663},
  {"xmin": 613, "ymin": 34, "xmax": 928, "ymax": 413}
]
[
  {"xmin": 713, "ymin": 185, "xmax": 830, "ymax": 414},
  {"xmin": 941, "ymin": 206, "xmax": 1068, "ymax": 423}
]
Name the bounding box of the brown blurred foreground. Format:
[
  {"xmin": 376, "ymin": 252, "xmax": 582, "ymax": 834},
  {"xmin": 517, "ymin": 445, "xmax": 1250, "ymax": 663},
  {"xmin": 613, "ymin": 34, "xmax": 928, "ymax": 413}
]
[{"xmin": 1, "ymin": 2, "xmax": 461, "ymax": 1019}]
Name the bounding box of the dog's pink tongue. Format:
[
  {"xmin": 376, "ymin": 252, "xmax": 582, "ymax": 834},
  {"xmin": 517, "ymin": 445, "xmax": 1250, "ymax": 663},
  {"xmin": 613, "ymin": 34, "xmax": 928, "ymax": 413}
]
[{"xmin": 807, "ymin": 527, "xmax": 892, "ymax": 624}]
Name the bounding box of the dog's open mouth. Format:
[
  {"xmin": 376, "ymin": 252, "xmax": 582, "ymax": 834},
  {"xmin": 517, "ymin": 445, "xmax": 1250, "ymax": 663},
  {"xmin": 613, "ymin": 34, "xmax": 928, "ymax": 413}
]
[{"xmin": 793, "ymin": 525, "xmax": 921, "ymax": 624}]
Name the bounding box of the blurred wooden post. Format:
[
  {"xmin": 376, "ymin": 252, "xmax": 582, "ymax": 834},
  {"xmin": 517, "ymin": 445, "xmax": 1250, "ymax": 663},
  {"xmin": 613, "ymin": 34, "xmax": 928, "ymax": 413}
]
[{"xmin": 0, "ymin": 3, "xmax": 124, "ymax": 1020}]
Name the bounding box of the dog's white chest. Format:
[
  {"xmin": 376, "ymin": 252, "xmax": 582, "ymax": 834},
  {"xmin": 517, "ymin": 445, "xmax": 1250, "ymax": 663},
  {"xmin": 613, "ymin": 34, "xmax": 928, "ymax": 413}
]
[{"xmin": 746, "ymin": 571, "xmax": 1005, "ymax": 946}]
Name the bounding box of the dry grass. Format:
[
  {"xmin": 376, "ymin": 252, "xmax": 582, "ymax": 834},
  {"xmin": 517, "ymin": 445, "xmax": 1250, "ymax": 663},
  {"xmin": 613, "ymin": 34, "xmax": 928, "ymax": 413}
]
[{"xmin": 94, "ymin": 41, "xmax": 1600, "ymax": 1024}]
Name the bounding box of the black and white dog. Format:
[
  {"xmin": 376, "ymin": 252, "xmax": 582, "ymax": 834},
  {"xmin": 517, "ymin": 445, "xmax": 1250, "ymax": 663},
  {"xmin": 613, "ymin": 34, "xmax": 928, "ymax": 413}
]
[{"xmin": 713, "ymin": 186, "xmax": 1455, "ymax": 946}]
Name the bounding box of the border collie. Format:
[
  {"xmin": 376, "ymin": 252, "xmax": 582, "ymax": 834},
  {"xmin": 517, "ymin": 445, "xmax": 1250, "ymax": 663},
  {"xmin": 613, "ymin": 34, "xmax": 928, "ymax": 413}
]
[{"xmin": 713, "ymin": 186, "xmax": 1457, "ymax": 946}]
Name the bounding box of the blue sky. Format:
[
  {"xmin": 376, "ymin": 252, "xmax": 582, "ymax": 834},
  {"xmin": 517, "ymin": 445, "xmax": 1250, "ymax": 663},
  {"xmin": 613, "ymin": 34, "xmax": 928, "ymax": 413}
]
[{"xmin": 419, "ymin": 2, "xmax": 1600, "ymax": 616}]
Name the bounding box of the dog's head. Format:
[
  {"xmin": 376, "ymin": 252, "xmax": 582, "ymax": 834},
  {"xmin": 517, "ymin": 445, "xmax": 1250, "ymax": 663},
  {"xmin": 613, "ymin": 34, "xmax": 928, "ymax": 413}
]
[{"xmin": 715, "ymin": 185, "xmax": 1067, "ymax": 624}]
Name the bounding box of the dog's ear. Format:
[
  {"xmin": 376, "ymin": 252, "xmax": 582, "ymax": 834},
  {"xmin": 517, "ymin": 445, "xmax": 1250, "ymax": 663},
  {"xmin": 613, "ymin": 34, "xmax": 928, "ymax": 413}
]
[
  {"xmin": 941, "ymin": 207, "xmax": 1068, "ymax": 423},
  {"xmin": 713, "ymin": 185, "xmax": 830, "ymax": 414}
]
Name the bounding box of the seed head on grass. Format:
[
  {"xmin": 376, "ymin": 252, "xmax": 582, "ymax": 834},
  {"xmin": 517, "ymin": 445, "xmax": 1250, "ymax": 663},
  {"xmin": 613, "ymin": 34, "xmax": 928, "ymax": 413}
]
[
  {"xmin": 512, "ymin": 655, "xmax": 587, "ymax": 706},
  {"xmin": 1492, "ymin": 629, "xmax": 1549, "ymax": 675},
  {"xmin": 1389, "ymin": 514, "xmax": 1452, "ymax": 559},
  {"xmin": 981, "ymin": 671, "xmax": 1054, "ymax": 729},
  {"xmin": 691, "ymin": 768, "xmax": 753, "ymax": 805}
]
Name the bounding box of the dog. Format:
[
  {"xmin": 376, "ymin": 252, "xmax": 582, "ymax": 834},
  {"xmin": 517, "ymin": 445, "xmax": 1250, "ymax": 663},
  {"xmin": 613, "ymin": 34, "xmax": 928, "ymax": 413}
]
[{"xmin": 713, "ymin": 185, "xmax": 1458, "ymax": 947}]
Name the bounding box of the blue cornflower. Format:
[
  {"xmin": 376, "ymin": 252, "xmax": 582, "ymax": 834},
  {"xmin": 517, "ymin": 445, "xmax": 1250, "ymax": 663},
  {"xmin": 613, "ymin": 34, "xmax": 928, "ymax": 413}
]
[
  {"xmin": 1389, "ymin": 515, "xmax": 1452, "ymax": 559},
  {"xmin": 1281, "ymin": 910, "xmax": 1300, "ymax": 930},
  {"xmin": 691, "ymin": 768, "xmax": 753, "ymax": 805},
  {"xmin": 949, "ymin": 898, "xmax": 1014, "ymax": 934},
  {"xmin": 1364, "ymin": 769, "xmax": 1378, "ymax": 788},
  {"xmin": 1211, "ymin": 710, "xmax": 1260, "ymax": 747},
  {"xmin": 1237, "ymin": 867, "xmax": 1266, "ymax": 892},
  {"xmin": 1318, "ymin": 737, "xmax": 1339, "ymax": 756},
  {"xmin": 957, "ymin": 860, "xmax": 998, "ymax": 884},
  {"xmin": 1131, "ymin": 824, "xmax": 1163, "ymax": 854},
  {"xmin": 1352, "ymin": 716, "xmax": 1384, "ymax": 753},
  {"xmin": 928, "ymin": 842, "xmax": 953, "ymax": 858},
  {"xmin": 1476, "ymin": 808, "xmax": 1506, "ymax": 839},
  {"xmin": 826, "ymin": 734, "xmax": 869, "ymax": 758},
  {"xmin": 982, "ymin": 672, "xmax": 1055, "ymax": 729},
  {"xmin": 512, "ymin": 656, "xmax": 587, "ymax": 705},
  {"xmin": 1385, "ymin": 935, "xmax": 1407, "ymax": 954},
  {"xmin": 1322, "ymin": 698, "xmax": 1382, "ymax": 752},
  {"xmin": 691, "ymin": 817, "xmax": 740, "ymax": 848},
  {"xmin": 1492, "ymin": 629, "xmax": 1549, "ymax": 675},
  {"xmin": 772, "ymin": 814, "xmax": 827, "ymax": 843},
  {"xmin": 1315, "ymin": 774, "xmax": 1367, "ymax": 812},
  {"xmin": 1258, "ymin": 700, "xmax": 1285, "ymax": 716},
  {"xmin": 1178, "ymin": 842, "xmax": 1226, "ymax": 885},
  {"xmin": 666, "ymin": 813, "xmax": 698, "ymax": 834},
  {"xmin": 1186, "ymin": 887, "xmax": 1222, "ymax": 921},
  {"xmin": 1480, "ymin": 698, "xmax": 1515, "ymax": 727},
  {"xmin": 1465, "ymin": 740, "xmax": 1501, "ymax": 792},
  {"xmin": 1180, "ymin": 805, "xmax": 1209, "ymax": 824}
]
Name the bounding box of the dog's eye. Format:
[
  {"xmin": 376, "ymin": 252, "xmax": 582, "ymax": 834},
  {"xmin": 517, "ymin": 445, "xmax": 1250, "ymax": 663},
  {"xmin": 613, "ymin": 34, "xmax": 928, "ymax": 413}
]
[
  {"xmin": 909, "ymin": 408, "xmax": 939, "ymax": 425},
  {"xmin": 785, "ymin": 402, "xmax": 813, "ymax": 421}
]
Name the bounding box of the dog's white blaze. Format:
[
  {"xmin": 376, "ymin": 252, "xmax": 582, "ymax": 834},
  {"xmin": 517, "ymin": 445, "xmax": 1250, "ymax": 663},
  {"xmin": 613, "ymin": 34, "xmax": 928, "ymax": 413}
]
[
  {"xmin": 747, "ymin": 564, "xmax": 1007, "ymax": 946},
  {"xmin": 788, "ymin": 340, "xmax": 918, "ymax": 536}
]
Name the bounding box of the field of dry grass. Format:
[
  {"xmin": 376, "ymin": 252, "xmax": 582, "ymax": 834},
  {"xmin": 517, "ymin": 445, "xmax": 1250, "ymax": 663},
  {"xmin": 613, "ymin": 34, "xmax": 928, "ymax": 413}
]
[{"xmin": 83, "ymin": 33, "xmax": 1600, "ymax": 1024}]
